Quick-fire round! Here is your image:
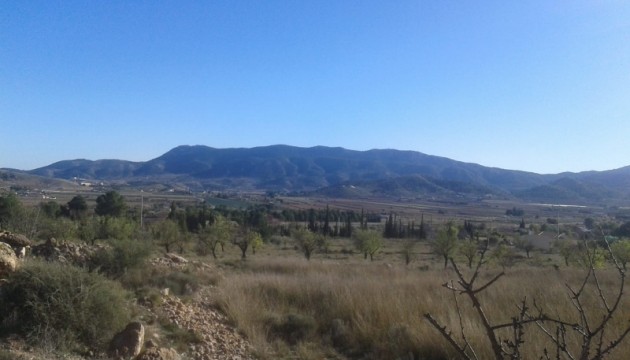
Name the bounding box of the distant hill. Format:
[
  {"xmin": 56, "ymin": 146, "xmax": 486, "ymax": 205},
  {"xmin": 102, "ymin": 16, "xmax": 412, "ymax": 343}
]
[
  {"xmin": 0, "ymin": 169, "xmax": 81, "ymax": 192},
  {"xmin": 11, "ymin": 145, "xmax": 630, "ymax": 204},
  {"xmin": 515, "ymin": 177, "xmax": 618, "ymax": 203},
  {"xmin": 30, "ymin": 159, "xmax": 141, "ymax": 179}
]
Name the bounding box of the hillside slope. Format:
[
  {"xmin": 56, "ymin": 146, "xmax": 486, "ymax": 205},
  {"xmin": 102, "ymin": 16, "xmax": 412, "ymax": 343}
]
[{"xmin": 17, "ymin": 145, "xmax": 630, "ymax": 203}]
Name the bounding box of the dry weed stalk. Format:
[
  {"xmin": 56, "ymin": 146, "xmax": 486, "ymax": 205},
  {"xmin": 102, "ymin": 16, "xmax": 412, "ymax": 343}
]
[{"xmin": 424, "ymin": 240, "xmax": 630, "ymax": 360}]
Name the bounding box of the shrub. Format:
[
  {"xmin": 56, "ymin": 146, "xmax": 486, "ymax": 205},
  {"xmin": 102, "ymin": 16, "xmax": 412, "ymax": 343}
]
[
  {"xmin": 88, "ymin": 238, "xmax": 152, "ymax": 279},
  {"xmin": 424, "ymin": 242, "xmax": 630, "ymax": 359},
  {"xmin": 120, "ymin": 264, "xmax": 219, "ymax": 297},
  {"xmin": 153, "ymin": 270, "xmax": 201, "ymax": 296},
  {"xmin": 0, "ymin": 260, "xmax": 132, "ymax": 353},
  {"xmin": 267, "ymin": 313, "xmax": 317, "ymax": 345}
]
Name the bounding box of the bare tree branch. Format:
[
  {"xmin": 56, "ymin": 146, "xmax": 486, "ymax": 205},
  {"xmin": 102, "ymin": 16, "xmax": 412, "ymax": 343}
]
[{"xmin": 424, "ymin": 313, "xmax": 474, "ymax": 360}]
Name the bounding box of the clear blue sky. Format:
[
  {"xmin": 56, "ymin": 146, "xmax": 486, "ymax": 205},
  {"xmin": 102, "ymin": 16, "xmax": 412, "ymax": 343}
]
[{"xmin": 2, "ymin": 1, "xmax": 629, "ymax": 174}]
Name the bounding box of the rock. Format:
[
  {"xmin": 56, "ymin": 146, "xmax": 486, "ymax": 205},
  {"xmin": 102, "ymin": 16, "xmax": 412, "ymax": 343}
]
[
  {"xmin": 0, "ymin": 242, "xmax": 18, "ymax": 278},
  {"xmin": 31, "ymin": 239, "xmax": 105, "ymax": 266},
  {"xmin": 156, "ymin": 287, "xmax": 255, "ymax": 360},
  {"xmin": 107, "ymin": 322, "xmax": 145, "ymax": 360},
  {"xmin": 17, "ymin": 246, "xmax": 27, "ymax": 258},
  {"xmin": 136, "ymin": 347, "xmax": 181, "ymax": 360},
  {"xmin": 165, "ymin": 253, "xmax": 188, "ymax": 264},
  {"xmin": 0, "ymin": 231, "xmax": 33, "ymax": 248},
  {"xmin": 30, "ymin": 239, "xmax": 61, "ymax": 260}
]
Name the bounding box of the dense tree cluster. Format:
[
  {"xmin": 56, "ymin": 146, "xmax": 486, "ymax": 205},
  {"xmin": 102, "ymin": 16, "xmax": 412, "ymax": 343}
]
[
  {"xmin": 383, "ymin": 212, "xmax": 427, "ymax": 239},
  {"xmin": 505, "ymin": 207, "xmax": 524, "ymax": 216},
  {"xmin": 95, "ymin": 191, "xmax": 127, "ymax": 217},
  {"xmin": 0, "ymin": 193, "xmax": 21, "ymax": 229}
]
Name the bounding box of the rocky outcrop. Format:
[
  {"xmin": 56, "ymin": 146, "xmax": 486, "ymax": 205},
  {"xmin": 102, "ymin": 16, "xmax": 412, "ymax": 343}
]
[
  {"xmin": 30, "ymin": 238, "xmax": 105, "ymax": 265},
  {"xmin": 0, "ymin": 242, "xmax": 18, "ymax": 278},
  {"xmin": 107, "ymin": 322, "xmax": 145, "ymax": 360},
  {"xmin": 0, "ymin": 231, "xmax": 32, "ymax": 249},
  {"xmin": 150, "ymin": 255, "xmax": 212, "ymax": 271},
  {"xmin": 164, "ymin": 253, "xmax": 188, "ymax": 264}
]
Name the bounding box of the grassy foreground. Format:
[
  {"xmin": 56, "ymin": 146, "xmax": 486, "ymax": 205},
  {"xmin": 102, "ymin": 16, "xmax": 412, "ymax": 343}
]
[{"xmin": 212, "ymin": 256, "xmax": 630, "ymax": 359}]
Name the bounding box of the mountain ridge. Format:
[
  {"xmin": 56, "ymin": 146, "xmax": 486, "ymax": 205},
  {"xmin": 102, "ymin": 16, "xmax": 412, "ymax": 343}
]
[{"xmin": 6, "ymin": 145, "xmax": 629, "ymax": 204}]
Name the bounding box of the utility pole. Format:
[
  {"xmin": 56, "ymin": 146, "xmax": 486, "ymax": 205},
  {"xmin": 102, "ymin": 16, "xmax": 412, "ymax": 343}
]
[
  {"xmin": 140, "ymin": 191, "xmax": 144, "ymax": 230},
  {"xmin": 554, "ymin": 206, "xmax": 560, "ymax": 239}
]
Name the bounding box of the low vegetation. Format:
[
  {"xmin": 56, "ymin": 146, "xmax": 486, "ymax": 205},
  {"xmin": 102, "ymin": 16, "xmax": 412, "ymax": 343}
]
[
  {"xmin": 215, "ymin": 257, "xmax": 630, "ymax": 359},
  {"xmin": 0, "ymin": 260, "xmax": 132, "ymax": 353},
  {"xmin": 2, "ymin": 190, "xmax": 630, "ymax": 359}
]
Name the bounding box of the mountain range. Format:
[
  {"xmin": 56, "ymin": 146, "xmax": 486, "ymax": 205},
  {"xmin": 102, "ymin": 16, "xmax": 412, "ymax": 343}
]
[{"xmin": 6, "ymin": 145, "xmax": 630, "ymax": 204}]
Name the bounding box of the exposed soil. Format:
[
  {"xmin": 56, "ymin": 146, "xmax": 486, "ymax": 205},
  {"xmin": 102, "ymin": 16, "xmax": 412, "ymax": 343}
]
[{"xmin": 157, "ymin": 287, "xmax": 255, "ymax": 360}]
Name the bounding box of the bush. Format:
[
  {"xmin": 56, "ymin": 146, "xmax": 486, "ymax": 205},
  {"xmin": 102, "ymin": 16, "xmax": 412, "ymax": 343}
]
[
  {"xmin": 0, "ymin": 260, "xmax": 132, "ymax": 353},
  {"xmin": 89, "ymin": 238, "xmax": 152, "ymax": 279},
  {"xmin": 151, "ymin": 270, "xmax": 201, "ymax": 296},
  {"xmin": 267, "ymin": 313, "xmax": 317, "ymax": 345},
  {"xmin": 120, "ymin": 264, "xmax": 219, "ymax": 297}
]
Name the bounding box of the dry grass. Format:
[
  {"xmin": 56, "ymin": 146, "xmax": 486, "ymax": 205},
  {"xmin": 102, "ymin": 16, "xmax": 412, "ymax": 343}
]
[{"xmin": 212, "ymin": 255, "xmax": 630, "ymax": 359}]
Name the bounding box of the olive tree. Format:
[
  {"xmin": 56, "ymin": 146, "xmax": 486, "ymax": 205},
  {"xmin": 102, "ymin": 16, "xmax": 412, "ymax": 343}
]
[
  {"xmin": 432, "ymin": 222, "xmax": 459, "ymax": 269},
  {"xmin": 611, "ymin": 239, "xmax": 630, "ymax": 269},
  {"xmin": 151, "ymin": 220, "xmax": 181, "ymax": 253},
  {"xmin": 198, "ymin": 215, "xmax": 233, "ymax": 258},
  {"xmin": 353, "ymin": 229, "xmax": 382, "ymax": 261},
  {"xmin": 232, "ymin": 229, "xmax": 262, "ymax": 259},
  {"xmin": 514, "ymin": 237, "xmax": 535, "ymax": 258},
  {"xmin": 458, "ymin": 239, "xmax": 479, "ymax": 268},
  {"xmin": 554, "ymin": 238, "xmax": 576, "ymax": 266},
  {"xmin": 293, "ymin": 227, "xmax": 320, "ymax": 261}
]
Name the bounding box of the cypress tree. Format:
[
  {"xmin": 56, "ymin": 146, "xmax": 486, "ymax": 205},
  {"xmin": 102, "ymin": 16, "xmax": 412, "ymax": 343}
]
[{"xmin": 419, "ymin": 213, "xmax": 426, "ymax": 240}]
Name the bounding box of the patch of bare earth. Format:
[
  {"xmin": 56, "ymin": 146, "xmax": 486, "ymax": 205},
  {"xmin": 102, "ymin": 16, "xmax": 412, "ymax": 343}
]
[{"xmin": 159, "ymin": 287, "xmax": 255, "ymax": 360}]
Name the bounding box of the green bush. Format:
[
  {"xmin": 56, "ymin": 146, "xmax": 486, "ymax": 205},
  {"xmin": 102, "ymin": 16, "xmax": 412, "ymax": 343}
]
[
  {"xmin": 0, "ymin": 260, "xmax": 132, "ymax": 353},
  {"xmin": 89, "ymin": 238, "xmax": 152, "ymax": 279}
]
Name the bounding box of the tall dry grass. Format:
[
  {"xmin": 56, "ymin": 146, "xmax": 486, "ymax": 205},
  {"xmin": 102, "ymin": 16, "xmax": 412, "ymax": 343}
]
[{"xmin": 214, "ymin": 258, "xmax": 630, "ymax": 359}]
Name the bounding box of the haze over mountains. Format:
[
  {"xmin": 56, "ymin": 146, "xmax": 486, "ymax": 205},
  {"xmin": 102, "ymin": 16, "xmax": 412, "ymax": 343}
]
[{"xmin": 7, "ymin": 145, "xmax": 630, "ymax": 204}]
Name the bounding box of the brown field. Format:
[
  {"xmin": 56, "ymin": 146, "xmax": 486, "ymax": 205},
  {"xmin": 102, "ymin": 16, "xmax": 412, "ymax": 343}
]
[{"xmin": 207, "ymin": 238, "xmax": 630, "ymax": 359}]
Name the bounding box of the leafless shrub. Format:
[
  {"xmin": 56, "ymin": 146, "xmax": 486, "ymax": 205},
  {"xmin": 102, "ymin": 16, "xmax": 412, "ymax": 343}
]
[{"xmin": 424, "ymin": 240, "xmax": 630, "ymax": 359}]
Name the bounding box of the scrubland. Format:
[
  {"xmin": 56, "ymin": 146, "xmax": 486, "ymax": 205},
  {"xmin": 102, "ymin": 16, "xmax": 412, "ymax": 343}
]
[
  {"xmin": 210, "ymin": 241, "xmax": 630, "ymax": 360},
  {"xmin": 2, "ymin": 191, "xmax": 630, "ymax": 359}
]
